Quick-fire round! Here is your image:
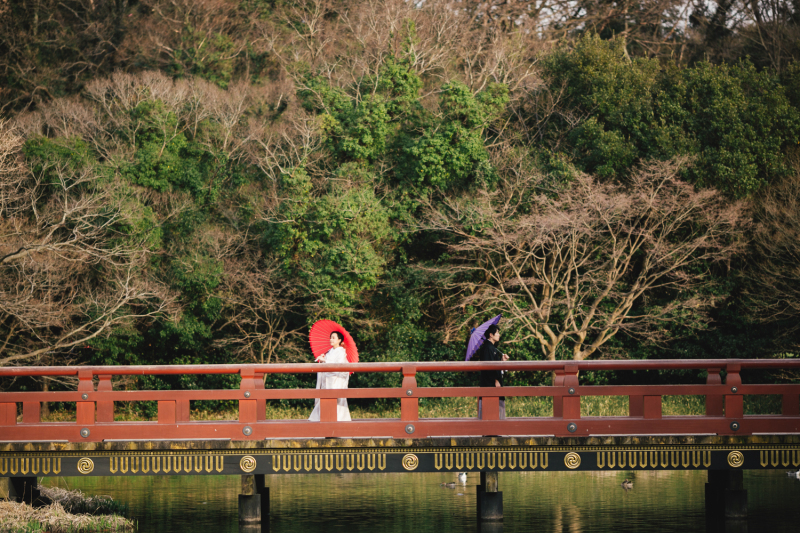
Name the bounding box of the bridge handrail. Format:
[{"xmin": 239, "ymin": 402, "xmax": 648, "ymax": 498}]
[
  {"xmin": 2, "ymin": 358, "xmax": 800, "ymax": 377},
  {"xmin": 2, "ymin": 359, "xmax": 800, "ymax": 441}
]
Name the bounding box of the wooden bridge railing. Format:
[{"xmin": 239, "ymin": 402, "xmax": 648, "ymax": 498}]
[{"xmin": 1, "ymin": 359, "xmax": 799, "ymax": 442}]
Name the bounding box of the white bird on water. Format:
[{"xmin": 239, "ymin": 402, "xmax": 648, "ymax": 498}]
[{"xmin": 458, "ymin": 472, "xmax": 467, "ymax": 484}]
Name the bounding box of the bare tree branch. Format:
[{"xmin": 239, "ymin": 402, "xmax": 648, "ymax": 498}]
[
  {"xmin": 0, "ymin": 121, "xmax": 177, "ymax": 366},
  {"xmin": 422, "ymin": 156, "xmax": 747, "ymax": 360}
]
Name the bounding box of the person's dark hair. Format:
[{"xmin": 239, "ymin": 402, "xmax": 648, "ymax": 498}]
[
  {"xmin": 484, "ymin": 325, "xmax": 499, "ymax": 339},
  {"xmin": 331, "ymin": 331, "xmax": 345, "ymax": 343}
]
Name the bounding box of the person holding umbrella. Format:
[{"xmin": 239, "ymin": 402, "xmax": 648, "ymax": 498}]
[
  {"xmin": 468, "ymin": 320, "xmax": 509, "ymax": 420},
  {"xmin": 308, "ymin": 320, "xmax": 359, "ymax": 422},
  {"xmin": 479, "ymin": 324, "xmax": 510, "ymax": 418}
]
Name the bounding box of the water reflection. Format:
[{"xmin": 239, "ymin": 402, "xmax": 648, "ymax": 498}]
[
  {"xmin": 477, "ymin": 523, "xmax": 503, "ymax": 533},
  {"xmin": 38, "ymin": 470, "xmax": 800, "ymax": 533},
  {"xmin": 239, "ymin": 524, "xmax": 268, "ymax": 533},
  {"xmin": 706, "ymin": 521, "xmax": 748, "ymax": 533}
]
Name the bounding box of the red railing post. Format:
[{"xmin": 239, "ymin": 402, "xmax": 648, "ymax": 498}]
[
  {"xmin": 0, "ymin": 402, "xmax": 16, "ymax": 426},
  {"xmin": 96, "ymin": 375, "xmax": 114, "ymax": 423},
  {"xmin": 319, "ymin": 399, "xmax": 337, "ymax": 422},
  {"xmin": 154, "ymin": 368, "xmax": 182, "ymax": 425},
  {"xmin": 783, "ymin": 392, "xmax": 800, "ymax": 416},
  {"xmin": 76, "ymin": 370, "xmax": 94, "ymax": 425},
  {"xmin": 643, "ymin": 396, "xmax": 662, "ymax": 419},
  {"xmin": 176, "ymin": 399, "xmax": 191, "ymax": 422},
  {"xmin": 725, "ymin": 364, "xmax": 743, "ymax": 419},
  {"xmin": 401, "ymin": 365, "xmax": 418, "ymax": 422},
  {"xmin": 630, "ymin": 395, "xmax": 644, "ymax": 417},
  {"xmin": 158, "ymin": 401, "xmax": 176, "ymax": 424},
  {"xmin": 562, "ymin": 365, "xmax": 580, "ymax": 419},
  {"xmin": 482, "ymin": 396, "xmax": 501, "ymax": 420},
  {"xmin": 706, "ymin": 368, "xmax": 723, "ymax": 416},
  {"xmin": 239, "ymin": 368, "xmax": 258, "ymax": 424},
  {"xmin": 255, "ymin": 372, "xmax": 266, "ymax": 422},
  {"xmin": 553, "ymin": 368, "xmax": 565, "ymax": 417},
  {"xmin": 22, "ymin": 400, "xmax": 40, "ymax": 424}
]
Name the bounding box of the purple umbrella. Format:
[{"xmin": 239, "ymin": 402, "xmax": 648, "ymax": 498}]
[{"xmin": 465, "ymin": 314, "xmax": 502, "ymax": 361}]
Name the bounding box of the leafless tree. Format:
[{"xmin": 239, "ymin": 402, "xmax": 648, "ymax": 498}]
[
  {"xmin": 735, "ymin": 0, "xmax": 800, "ymax": 71},
  {"xmin": 122, "ymin": 0, "xmax": 250, "ymax": 82},
  {"xmin": 748, "ymin": 167, "xmax": 800, "ymax": 337},
  {"xmin": 424, "ymin": 156, "xmax": 746, "ymax": 360},
  {"xmin": 89, "ymin": 72, "xmax": 256, "ymax": 177},
  {"xmin": 686, "ymin": 0, "xmax": 800, "ymax": 70},
  {"xmin": 0, "ymin": 0, "xmax": 132, "ymax": 112},
  {"xmin": 0, "ymin": 121, "xmax": 176, "ymax": 367},
  {"xmin": 446, "ymin": 0, "xmax": 695, "ymax": 61},
  {"xmin": 249, "ymin": 112, "xmax": 326, "ymax": 188},
  {"xmin": 214, "ymin": 250, "xmax": 305, "ymax": 364},
  {"xmin": 268, "ymin": 0, "xmax": 541, "ymax": 104},
  {"xmin": 0, "ymin": 120, "xmax": 24, "ymax": 211}
]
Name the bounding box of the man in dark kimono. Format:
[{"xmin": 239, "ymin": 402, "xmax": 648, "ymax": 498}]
[{"xmin": 478, "ymin": 324, "xmax": 509, "ymax": 419}]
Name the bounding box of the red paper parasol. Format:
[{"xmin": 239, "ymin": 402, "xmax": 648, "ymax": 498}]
[{"xmin": 309, "ymin": 320, "xmax": 359, "ymax": 363}]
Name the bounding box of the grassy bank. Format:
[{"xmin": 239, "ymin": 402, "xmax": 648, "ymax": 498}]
[
  {"xmin": 0, "ymin": 486, "xmax": 133, "ymax": 533},
  {"xmin": 0, "ymin": 501, "xmax": 133, "ymax": 533},
  {"xmin": 36, "ymin": 395, "xmax": 783, "ymax": 423}
]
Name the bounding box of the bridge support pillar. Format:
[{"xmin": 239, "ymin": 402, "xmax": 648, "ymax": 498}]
[
  {"xmin": 477, "ymin": 471, "xmax": 503, "ymax": 521},
  {"xmin": 705, "ymin": 470, "xmax": 747, "ymax": 520},
  {"xmin": 255, "ymin": 474, "xmax": 269, "ymax": 519},
  {"xmin": 7, "ymin": 477, "xmax": 40, "ymax": 505},
  {"xmin": 239, "ymin": 474, "xmax": 269, "ymax": 523}
]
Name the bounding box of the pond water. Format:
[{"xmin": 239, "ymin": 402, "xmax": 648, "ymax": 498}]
[{"xmin": 40, "ymin": 469, "xmax": 800, "ymax": 533}]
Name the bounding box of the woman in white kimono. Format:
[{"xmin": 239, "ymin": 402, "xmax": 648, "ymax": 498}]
[{"xmin": 308, "ymin": 331, "xmax": 351, "ymax": 421}]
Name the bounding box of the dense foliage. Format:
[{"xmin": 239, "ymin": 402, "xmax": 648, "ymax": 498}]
[{"xmin": 2, "ymin": 0, "xmax": 800, "ymax": 401}]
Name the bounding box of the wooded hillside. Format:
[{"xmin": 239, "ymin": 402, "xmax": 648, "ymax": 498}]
[{"xmin": 2, "ymin": 0, "xmax": 800, "ymax": 396}]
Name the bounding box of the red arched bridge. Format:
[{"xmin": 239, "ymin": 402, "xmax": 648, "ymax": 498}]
[{"xmin": 2, "ymin": 359, "xmax": 799, "ymax": 521}]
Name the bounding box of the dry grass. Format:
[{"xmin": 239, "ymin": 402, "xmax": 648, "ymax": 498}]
[
  {"xmin": 421, "ymin": 397, "xmax": 479, "ymax": 418},
  {"xmin": 418, "ymin": 396, "xmax": 693, "ymax": 418},
  {"xmin": 0, "ymin": 501, "xmax": 133, "ymax": 532},
  {"xmin": 38, "ymin": 486, "xmax": 127, "ymax": 516},
  {"xmin": 419, "ymin": 394, "xmax": 781, "ymax": 418}
]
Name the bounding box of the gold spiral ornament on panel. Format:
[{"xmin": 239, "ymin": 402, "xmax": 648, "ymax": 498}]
[
  {"xmin": 402, "ymin": 454, "xmax": 419, "ymax": 471},
  {"xmin": 77, "ymin": 458, "xmax": 94, "ymax": 475},
  {"xmin": 239, "ymin": 456, "xmax": 257, "ymax": 473},
  {"xmin": 564, "ymin": 452, "xmax": 581, "ymax": 470},
  {"xmin": 727, "ymin": 451, "xmax": 745, "ymax": 468}
]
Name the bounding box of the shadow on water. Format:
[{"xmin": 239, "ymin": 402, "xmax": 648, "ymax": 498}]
[{"xmin": 39, "ymin": 470, "xmax": 800, "ymax": 533}]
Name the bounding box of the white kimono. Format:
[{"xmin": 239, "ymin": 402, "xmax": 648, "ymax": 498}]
[{"xmin": 308, "ymin": 346, "xmax": 351, "ymax": 421}]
